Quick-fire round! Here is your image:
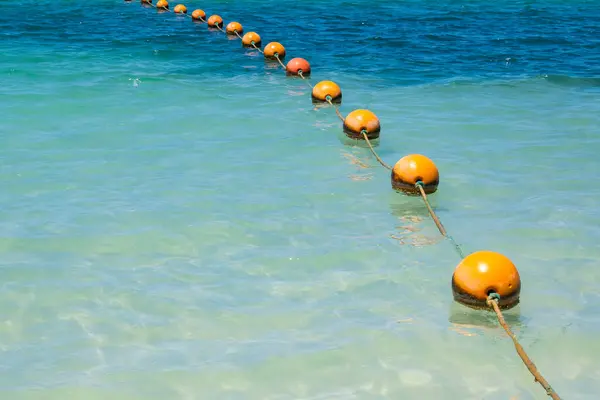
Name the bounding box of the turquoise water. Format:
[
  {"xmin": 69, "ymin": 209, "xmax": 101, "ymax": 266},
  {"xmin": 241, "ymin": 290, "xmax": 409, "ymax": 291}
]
[{"xmin": 2, "ymin": 0, "xmax": 600, "ymax": 398}]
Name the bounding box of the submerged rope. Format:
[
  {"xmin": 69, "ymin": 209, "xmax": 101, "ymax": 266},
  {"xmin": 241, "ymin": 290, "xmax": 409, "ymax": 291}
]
[
  {"xmin": 487, "ymin": 294, "xmax": 562, "ymax": 400},
  {"xmin": 251, "ymin": 42, "xmax": 264, "ymax": 54},
  {"xmin": 298, "ymin": 71, "xmax": 314, "ymax": 88},
  {"xmin": 274, "ymin": 54, "xmax": 287, "ymax": 69},
  {"xmin": 362, "ymin": 131, "xmax": 392, "ymax": 170},
  {"xmin": 324, "ymin": 96, "xmax": 392, "ymax": 171},
  {"xmin": 326, "ymin": 97, "xmax": 345, "ymax": 121},
  {"xmin": 415, "ymin": 182, "xmax": 465, "ymax": 259}
]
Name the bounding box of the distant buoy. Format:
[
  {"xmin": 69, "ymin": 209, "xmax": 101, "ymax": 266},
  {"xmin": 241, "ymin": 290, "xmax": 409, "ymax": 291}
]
[
  {"xmin": 156, "ymin": 0, "xmax": 168, "ymax": 9},
  {"xmin": 242, "ymin": 32, "xmax": 261, "ymax": 48},
  {"xmin": 452, "ymin": 251, "xmax": 521, "ymax": 310},
  {"xmin": 191, "ymin": 9, "xmax": 205, "ymax": 21},
  {"xmin": 286, "ymin": 58, "xmax": 311, "ymax": 77},
  {"xmin": 311, "ymin": 81, "xmax": 342, "ymax": 104},
  {"xmin": 264, "ymin": 42, "xmax": 286, "ymax": 60},
  {"xmin": 226, "ymin": 22, "xmax": 243, "ymax": 36},
  {"xmin": 141, "ymin": 0, "xmax": 152, "ymax": 4},
  {"xmin": 173, "ymin": 4, "xmax": 187, "ymax": 13},
  {"xmin": 391, "ymin": 154, "xmax": 439, "ymax": 195},
  {"xmin": 343, "ymin": 109, "xmax": 380, "ymax": 140},
  {"xmin": 207, "ymin": 15, "xmax": 224, "ymax": 28}
]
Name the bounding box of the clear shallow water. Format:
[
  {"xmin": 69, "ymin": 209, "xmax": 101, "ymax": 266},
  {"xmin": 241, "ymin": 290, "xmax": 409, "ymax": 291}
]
[{"xmin": 2, "ymin": 0, "xmax": 600, "ymax": 398}]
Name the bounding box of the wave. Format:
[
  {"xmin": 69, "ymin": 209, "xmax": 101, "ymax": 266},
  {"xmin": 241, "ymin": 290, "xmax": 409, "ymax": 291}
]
[
  {"xmin": 417, "ymin": 74, "xmax": 600, "ymax": 90},
  {"xmin": 541, "ymin": 74, "xmax": 600, "ymax": 88}
]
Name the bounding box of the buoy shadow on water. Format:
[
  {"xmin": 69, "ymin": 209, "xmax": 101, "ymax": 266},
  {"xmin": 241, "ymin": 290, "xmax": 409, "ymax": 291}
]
[
  {"xmin": 389, "ymin": 200, "xmax": 432, "ymax": 220},
  {"xmin": 263, "ymin": 60, "xmax": 281, "ymax": 70},
  {"xmin": 388, "ymin": 197, "xmax": 446, "ymax": 248},
  {"xmin": 448, "ymin": 301, "xmax": 522, "ymax": 329},
  {"xmin": 336, "ymin": 131, "xmax": 381, "ymax": 147}
]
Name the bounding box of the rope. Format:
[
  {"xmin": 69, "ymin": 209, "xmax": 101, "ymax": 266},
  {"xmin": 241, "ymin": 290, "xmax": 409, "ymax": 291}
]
[
  {"xmin": 487, "ymin": 294, "xmax": 562, "ymax": 400},
  {"xmin": 362, "ymin": 131, "xmax": 392, "ymax": 170},
  {"xmin": 274, "ymin": 54, "xmax": 286, "ymax": 69},
  {"xmin": 415, "ymin": 182, "xmax": 465, "ymax": 258},
  {"xmin": 251, "ymin": 42, "xmax": 264, "ymax": 54},
  {"xmin": 234, "ymin": 30, "xmax": 243, "ymax": 39},
  {"xmin": 298, "ymin": 71, "xmax": 313, "ymax": 88},
  {"xmin": 326, "ymin": 97, "xmax": 345, "ymax": 121},
  {"xmin": 326, "ymin": 98, "xmax": 392, "ymax": 172}
]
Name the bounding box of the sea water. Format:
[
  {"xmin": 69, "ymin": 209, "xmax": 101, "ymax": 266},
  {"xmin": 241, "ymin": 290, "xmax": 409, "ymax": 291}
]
[{"xmin": 1, "ymin": 0, "xmax": 600, "ymax": 399}]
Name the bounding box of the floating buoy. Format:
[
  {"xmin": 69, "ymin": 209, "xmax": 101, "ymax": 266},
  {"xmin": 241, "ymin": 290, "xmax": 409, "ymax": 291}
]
[
  {"xmin": 207, "ymin": 15, "xmax": 224, "ymax": 28},
  {"xmin": 391, "ymin": 154, "xmax": 439, "ymax": 195},
  {"xmin": 156, "ymin": 0, "xmax": 168, "ymax": 9},
  {"xmin": 343, "ymin": 109, "xmax": 380, "ymax": 140},
  {"xmin": 452, "ymin": 250, "xmax": 521, "ymax": 310},
  {"xmin": 191, "ymin": 9, "xmax": 205, "ymax": 21},
  {"xmin": 311, "ymin": 81, "xmax": 342, "ymax": 104},
  {"xmin": 286, "ymin": 58, "xmax": 311, "ymax": 77},
  {"xmin": 141, "ymin": 0, "xmax": 151, "ymax": 4},
  {"xmin": 242, "ymin": 32, "xmax": 261, "ymax": 48},
  {"xmin": 264, "ymin": 42, "xmax": 286, "ymax": 60},
  {"xmin": 226, "ymin": 22, "xmax": 243, "ymax": 36},
  {"xmin": 173, "ymin": 4, "xmax": 187, "ymax": 13}
]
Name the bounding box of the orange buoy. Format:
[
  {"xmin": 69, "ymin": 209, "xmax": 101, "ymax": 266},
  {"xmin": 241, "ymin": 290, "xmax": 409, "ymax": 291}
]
[
  {"xmin": 207, "ymin": 15, "xmax": 224, "ymax": 28},
  {"xmin": 191, "ymin": 9, "xmax": 205, "ymax": 21},
  {"xmin": 242, "ymin": 32, "xmax": 261, "ymax": 48},
  {"xmin": 343, "ymin": 109, "xmax": 380, "ymax": 140},
  {"xmin": 452, "ymin": 251, "xmax": 521, "ymax": 310},
  {"xmin": 311, "ymin": 80, "xmax": 342, "ymax": 104},
  {"xmin": 286, "ymin": 57, "xmax": 311, "ymax": 77},
  {"xmin": 391, "ymin": 154, "xmax": 439, "ymax": 195},
  {"xmin": 226, "ymin": 22, "xmax": 243, "ymax": 36},
  {"xmin": 264, "ymin": 42, "xmax": 286, "ymax": 60},
  {"xmin": 141, "ymin": 0, "xmax": 152, "ymax": 4},
  {"xmin": 156, "ymin": 0, "xmax": 168, "ymax": 9},
  {"xmin": 173, "ymin": 4, "xmax": 187, "ymax": 13}
]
